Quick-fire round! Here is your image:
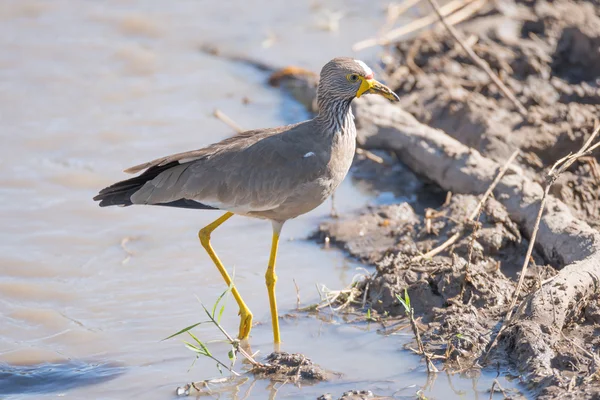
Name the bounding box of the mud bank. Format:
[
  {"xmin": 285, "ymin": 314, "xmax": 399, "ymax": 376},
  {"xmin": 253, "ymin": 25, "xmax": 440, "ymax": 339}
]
[
  {"xmin": 208, "ymin": 1, "xmax": 600, "ymax": 396},
  {"xmin": 315, "ymin": 0, "xmax": 600, "ymax": 398},
  {"xmin": 385, "ymin": 0, "xmax": 600, "ymax": 229}
]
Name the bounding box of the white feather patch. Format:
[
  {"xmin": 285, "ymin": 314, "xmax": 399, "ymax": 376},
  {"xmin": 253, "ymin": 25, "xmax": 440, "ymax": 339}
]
[
  {"xmin": 196, "ymin": 198, "xmax": 279, "ymax": 214},
  {"xmin": 354, "ymin": 59, "xmax": 373, "ymax": 76},
  {"xmin": 179, "ymin": 156, "xmax": 203, "ymax": 164},
  {"xmin": 303, "ymin": 152, "xmax": 315, "ymax": 158}
]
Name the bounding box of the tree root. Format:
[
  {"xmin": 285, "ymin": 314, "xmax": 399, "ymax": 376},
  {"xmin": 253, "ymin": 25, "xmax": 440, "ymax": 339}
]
[
  {"xmin": 353, "ymin": 97, "xmax": 600, "ymax": 264},
  {"xmin": 352, "ymin": 96, "xmax": 600, "ymax": 395},
  {"xmin": 504, "ymin": 252, "xmax": 600, "ymax": 390}
]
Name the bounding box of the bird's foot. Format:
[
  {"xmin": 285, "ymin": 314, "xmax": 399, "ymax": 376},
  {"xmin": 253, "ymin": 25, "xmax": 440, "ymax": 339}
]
[{"xmin": 237, "ymin": 308, "xmax": 253, "ymax": 340}]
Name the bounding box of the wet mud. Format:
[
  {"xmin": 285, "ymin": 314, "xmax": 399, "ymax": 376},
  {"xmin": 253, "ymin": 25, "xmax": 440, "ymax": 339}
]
[
  {"xmin": 317, "ymin": 193, "xmax": 549, "ymax": 362},
  {"xmin": 250, "ymin": 351, "xmax": 332, "ymax": 383},
  {"xmin": 317, "ymin": 183, "xmax": 598, "ymax": 398}
]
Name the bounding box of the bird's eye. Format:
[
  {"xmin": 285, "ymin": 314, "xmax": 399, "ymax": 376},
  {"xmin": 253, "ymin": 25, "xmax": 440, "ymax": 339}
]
[{"xmin": 346, "ymin": 74, "xmax": 360, "ymax": 83}]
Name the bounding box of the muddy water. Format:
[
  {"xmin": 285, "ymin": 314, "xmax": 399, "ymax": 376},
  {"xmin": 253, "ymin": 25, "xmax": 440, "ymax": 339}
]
[{"xmin": 0, "ymin": 1, "xmax": 524, "ymax": 398}]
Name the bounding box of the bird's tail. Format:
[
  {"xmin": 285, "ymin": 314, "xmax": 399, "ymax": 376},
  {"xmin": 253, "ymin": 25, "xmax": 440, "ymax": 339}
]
[{"xmin": 93, "ymin": 162, "xmax": 178, "ymax": 207}]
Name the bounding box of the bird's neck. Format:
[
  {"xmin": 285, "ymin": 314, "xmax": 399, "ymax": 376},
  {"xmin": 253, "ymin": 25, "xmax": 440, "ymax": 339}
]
[{"xmin": 315, "ymin": 96, "xmax": 355, "ymax": 137}]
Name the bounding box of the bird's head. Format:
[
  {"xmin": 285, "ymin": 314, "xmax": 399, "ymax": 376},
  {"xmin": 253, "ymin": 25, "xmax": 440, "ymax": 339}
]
[{"xmin": 318, "ymin": 57, "xmax": 400, "ymax": 103}]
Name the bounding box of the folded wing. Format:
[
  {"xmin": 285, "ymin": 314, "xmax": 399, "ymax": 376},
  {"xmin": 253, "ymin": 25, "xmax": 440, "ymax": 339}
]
[{"xmin": 94, "ymin": 121, "xmax": 325, "ymax": 213}]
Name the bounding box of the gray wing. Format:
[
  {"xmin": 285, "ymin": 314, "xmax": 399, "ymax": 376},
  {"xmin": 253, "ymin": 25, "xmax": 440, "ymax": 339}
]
[
  {"xmin": 128, "ymin": 121, "xmax": 328, "ymax": 213},
  {"xmin": 123, "ymin": 127, "xmax": 277, "ymax": 174}
]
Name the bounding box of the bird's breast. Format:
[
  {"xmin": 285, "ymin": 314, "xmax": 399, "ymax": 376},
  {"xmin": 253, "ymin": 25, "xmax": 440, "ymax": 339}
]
[
  {"xmin": 328, "ymin": 126, "xmax": 357, "ymax": 180},
  {"xmin": 249, "ymin": 124, "xmax": 356, "ymax": 221},
  {"xmin": 308, "ymin": 127, "xmax": 356, "ymax": 202}
]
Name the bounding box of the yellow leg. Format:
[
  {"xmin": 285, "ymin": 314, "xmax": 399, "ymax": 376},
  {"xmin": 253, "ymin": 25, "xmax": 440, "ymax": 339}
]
[
  {"xmin": 198, "ymin": 212, "xmax": 253, "ymax": 340},
  {"xmin": 266, "ymin": 222, "xmax": 283, "ymax": 343}
]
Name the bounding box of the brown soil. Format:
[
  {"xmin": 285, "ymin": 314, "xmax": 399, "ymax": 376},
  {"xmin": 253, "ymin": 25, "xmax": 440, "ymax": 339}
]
[
  {"xmin": 385, "ymin": 0, "xmax": 600, "ymax": 229},
  {"xmin": 249, "ymin": 352, "xmax": 333, "ymax": 383},
  {"xmin": 176, "ymin": 352, "xmax": 333, "ymax": 396},
  {"xmin": 314, "ymin": 10, "xmax": 600, "ymax": 380},
  {"xmin": 346, "ymin": 4, "xmax": 600, "ymax": 395},
  {"xmin": 317, "ymin": 186, "xmax": 600, "ymax": 398},
  {"xmin": 316, "ymin": 1, "xmax": 600, "ymax": 391},
  {"xmin": 317, "ymin": 194, "xmax": 553, "ymax": 361}
]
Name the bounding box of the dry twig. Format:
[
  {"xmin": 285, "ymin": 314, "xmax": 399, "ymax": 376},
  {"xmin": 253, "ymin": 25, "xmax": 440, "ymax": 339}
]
[
  {"xmin": 483, "ymin": 124, "xmax": 600, "ymax": 362},
  {"xmin": 213, "ymin": 109, "xmax": 244, "ymax": 134},
  {"xmin": 580, "ymin": 156, "xmax": 600, "ymax": 184},
  {"xmin": 315, "ymin": 285, "xmax": 362, "ymax": 311},
  {"xmin": 412, "ymin": 149, "xmax": 519, "ymax": 262},
  {"xmin": 292, "ymin": 278, "xmax": 301, "ymax": 309},
  {"xmin": 379, "ymin": 0, "xmax": 424, "ymax": 36},
  {"xmin": 120, "ymin": 236, "xmax": 136, "ymax": 265},
  {"xmin": 330, "ymin": 192, "xmax": 339, "ymax": 218},
  {"xmin": 397, "ymin": 291, "xmax": 438, "ymax": 374},
  {"xmin": 411, "ymin": 312, "xmax": 438, "ymax": 374},
  {"xmin": 353, "ymin": 0, "xmax": 484, "ymax": 51},
  {"xmin": 177, "ymin": 376, "xmax": 249, "ymax": 397},
  {"xmin": 561, "ymin": 331, "xmax": 600, "ymax": 382},
  {"xmin": 425, "ymin": 0, "xmax": 527, "ymax": 116},
  {"xmin": 489, "ymin": 379, "xmax": 509, "ymax": 399},
  {"xmin": 356, "ymin": 147, "xmax": 385, "ymax": 164},
  {"xmin": 406, "ymin": 36, "xmax": 426, "ymax": 75}
]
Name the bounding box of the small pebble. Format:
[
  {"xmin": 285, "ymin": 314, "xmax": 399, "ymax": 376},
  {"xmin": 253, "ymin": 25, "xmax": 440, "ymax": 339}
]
[{"xmin": 176, "ymin": 385, "xmax": 190, "ymax": 396}]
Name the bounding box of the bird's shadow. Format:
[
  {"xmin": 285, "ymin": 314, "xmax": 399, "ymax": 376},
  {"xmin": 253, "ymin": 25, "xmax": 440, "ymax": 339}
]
[{"xmin": 0, "ymin": 360, "xmax": 125, "ymax": 396}]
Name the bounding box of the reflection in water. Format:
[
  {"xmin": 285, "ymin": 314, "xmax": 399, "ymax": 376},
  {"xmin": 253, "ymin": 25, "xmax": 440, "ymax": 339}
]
[
  {"xmin": 169, "ymin": 318, "xmax": 521, "ymax": 400},
  {"xmin": 0, "ymin": 361, "xmax": 125, "ymax": 396},
  {"xmin": 176, "ymin": 377, "xmax": 281, "ymax": 400},
  {"xmin": 175, "ymin": 369, "xmax": 514, "ymax": 400}
]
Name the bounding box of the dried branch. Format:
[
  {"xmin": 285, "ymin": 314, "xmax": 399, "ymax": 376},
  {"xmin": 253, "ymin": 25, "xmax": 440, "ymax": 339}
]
[
  {"xmin": 489, "ymin": 379, "xmax": 509, "ymax": 400},
  {"xmin": 561, "ymin": 332, "xmax": 600, "ymax": 383},
  {"xmin": 213, "ymin": 109, "xmax": 244, "ymax": 134},
  {"xmin": 120, "ymin": 236, "xmax": 137, "ymax": 265},
  {"xmin": 293, "ymin": 278, "xmax": 301, "ymax": 309},
  {"xmin": 397, "ymin": 291, "xmax": 438, "ymax": 374},
  {"xmin": 483, "ymin": 124, "xmax": 600, "ymax": 362},
  {"xmin": 579, "ymin": 156, "xmax": 600, "ymax": 184},
  {"xmin": 356, "ymin": 147, "xmax": 385, "ymax": 164},
  {"xmin": 379, "ymin": 0, "xmax": 424, "ymax": 36},
  {"xmin": 412, "ymin": 149, "xmax": 519, "ymax": 262},
  {"xmin": 425, "ymin": 0, "xmax": 527, "ymax": 116},
  {"xmin": 353, "ymin": 0, "xmax": 484, "ymax": 51},
  {"xmin": 411, "ymin": 311, "xmax": 438, "ymax": 374}
]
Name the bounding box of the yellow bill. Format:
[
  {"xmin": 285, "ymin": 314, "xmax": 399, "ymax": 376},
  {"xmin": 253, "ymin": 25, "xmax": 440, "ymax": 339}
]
[{"xmin": 356, "ymin": 77, "xmax": 400, "ymax": 102}]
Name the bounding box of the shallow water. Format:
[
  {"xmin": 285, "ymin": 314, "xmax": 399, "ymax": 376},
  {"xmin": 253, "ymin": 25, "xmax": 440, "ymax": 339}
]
[{"xmin": 0, "ymin": 1, "xmax": 526, "ymax": 398}]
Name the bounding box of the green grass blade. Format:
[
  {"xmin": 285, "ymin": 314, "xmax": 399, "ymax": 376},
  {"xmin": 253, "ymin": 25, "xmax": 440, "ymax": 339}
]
[
  {"xmin": 218, "ymin": 304, "xmax": 226, "ymax": 324},
  {"xmin": 228, "ymin": 348, "xmax": 237, "ymax": 367},
  {"xmin": 162, "ymin": 322, "xmax": 203, "ymax": 342},
  {"xmin": 188, "ymin": 331, "xmax": 212, "ymax": 357},
  {"xmin": 212, "ymin": 283, "xmax": 233, "ymax": 319},
  {"xmin": 396, "ymin": 290, "xmax": 411, "ymax": 315},
  {"xmin": 202, "ymin": 303, "xmax": 214, "ymax": 322},
  {"xmin": 184, "ymin": 341, "xmax": 205, "ymax": 355},
  {"xmin": 187, "ymin": 355, "xmax": 199, "ymax": 372}
]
